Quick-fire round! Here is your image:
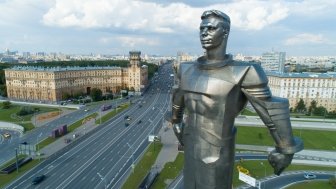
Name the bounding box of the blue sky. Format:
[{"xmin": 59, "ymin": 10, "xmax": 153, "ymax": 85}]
[{"xmin": 0, "ymin": 0, "xmax": 335, "ymax": 56}]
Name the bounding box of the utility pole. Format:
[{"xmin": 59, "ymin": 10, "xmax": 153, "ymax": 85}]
[
  {"xmin": 97, "ymin": 172, "xmax": 107, "ymax": 189},
  {"xmin": 15, "ymin": 148, "xmax": 19, "ymax": 173},
  {"xmin": 127, "ymin": 143, "xmax": 135, "ymax": 173}
]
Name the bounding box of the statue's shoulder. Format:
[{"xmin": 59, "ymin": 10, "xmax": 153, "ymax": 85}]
[
  {"xmin": 177, "ymin": 61, "xmax": 195, "ymax": 79},
  {"xmin": 240, "ymin": 62, "xmax": 268, "ymax": 87}
]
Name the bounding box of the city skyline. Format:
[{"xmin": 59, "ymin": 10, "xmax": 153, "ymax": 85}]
[{"xmin": 1, "ymin": 0, "xmax": 336, "ymax": 56}]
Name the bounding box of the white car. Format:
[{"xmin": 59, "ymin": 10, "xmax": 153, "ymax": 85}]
[
  {"xmin": 304, "ymin": 173, "xmax": 316, "ymax": 179},
  {"xmin": 3, "ymin": 133, "xmax": 11, "ymax": 138}
]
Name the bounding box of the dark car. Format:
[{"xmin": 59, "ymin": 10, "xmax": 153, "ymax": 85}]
[
  {"xmin": 125, "ymin": 123, "xmax": 130, "ymax": 127},
  {"xmin": 32, "ymin": 174, "xmax": 46, "ymax": 185},
  {"xmin": 137, "ymin": 120, "xmax": 142, "ymax": 124}
]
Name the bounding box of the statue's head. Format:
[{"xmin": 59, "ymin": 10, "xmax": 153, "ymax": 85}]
[{"xmin": 200, "ymin": 10, "xmax": 231, "ymax": 50}]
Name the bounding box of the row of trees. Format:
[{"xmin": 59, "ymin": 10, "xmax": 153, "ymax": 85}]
[{"xmin": 293, "ymin": 98, "xmax": 336, "ymax": 118}]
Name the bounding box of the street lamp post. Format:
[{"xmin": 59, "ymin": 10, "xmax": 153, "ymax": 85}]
[
  {"xmin": 148, "ymin": 119, "xmax": 155, "ymax": 152},
  {"xmin": 97, "ymin": 172, "xmax": 107, "ymax": 189},
  {"xmin": 260, "ymin": 162, "xmax": 266, "ymax": 189},
  {"xmin": 126, "ymin": 142, "xmax": 135, "ymax": 173},
  {"xmin": 15, "ymin": 148, "xmax": 19, "ymax": 173},
  {"xmin": 100, "ymin": 107, "xmax": 102, "ymax": 125},
  {"xmin": 36, "ymin": 132, "xmax": 42, "ymax": 161}
]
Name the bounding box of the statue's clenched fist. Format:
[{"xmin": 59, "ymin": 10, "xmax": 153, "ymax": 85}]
[{"xmin": 268, "ymin": 150, "xmax": 294, "ymax": 175}]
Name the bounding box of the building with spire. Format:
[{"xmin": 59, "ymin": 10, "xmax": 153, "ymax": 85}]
[{"xmin": 4, "ymin": 51, "xmax": 148, "ymax": 102}]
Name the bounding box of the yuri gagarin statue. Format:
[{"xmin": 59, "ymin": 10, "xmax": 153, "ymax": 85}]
[{"xmin": 167, "ymin": 10, "xmax": 303, "ymax": 189}]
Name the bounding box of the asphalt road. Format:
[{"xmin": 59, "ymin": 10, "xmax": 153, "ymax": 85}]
[
  {"xmin": 242, "ymin": 171, "xmax": 335, "ymax": 189},
  {"xmin": 5, "ymin": 62, "xmax": 175, "ymax": 189},
  {"xmin": 168, "ymin": 154, "xmax": 336, "ymax": 189},
  {"xmin": 0, "ymin": 101, "xmax": 122, "ymax": 165}
]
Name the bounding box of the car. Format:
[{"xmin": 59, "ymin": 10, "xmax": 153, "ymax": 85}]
[
  {"xmin": 84, "ymin": 109, "xmax": 89, "ymax": 112},
  {"xmin": 125, "ymin": 123, "xmax": 130, "ymax": 127},
  {"xmin": 304, "ymin": 173, "xmax": 316, "ymax": 179},
  {"xmin": 137, "ymin": 120, "xmax": 142, "ymax": 124},
  {"xmin": 32, "ymin": 174, "xmax": 46, "ymax": 185},
  {"xmin": 3, "ymin": 133, "xmax": 11, "ymax": 138}
]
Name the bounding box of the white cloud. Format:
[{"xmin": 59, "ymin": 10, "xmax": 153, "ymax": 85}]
[
  {"xmin": 287, "ymin": 0, "xmax": 336, "ymax": 16},
  {"xmin": 99, "ymin": 36, "xmax": 159, "ymax": 48},
  {"xmin": 284, "ymin": 33, "xmax": 327, "ymax": 45},
  {"xmin": 42, "ymin": 0, "xmax": 202, "ymax": 32},
  {"xmin": 42, "ymin": 0, "xmax": 291, "ymax": 32},
  {"xmin": 213, "ymin": 1, "xmax": 289, "ymax": 30}
]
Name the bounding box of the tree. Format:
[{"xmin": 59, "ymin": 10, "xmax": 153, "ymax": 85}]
[
  {"xmin": 313, "ymin": 106, "xmax": 327, "ymax": 116},
  {"xmin": 0, "ymin": 85, "xmax": 7, "ymax": 97},
  {"xmin": 308, "ymin": 100, "xmax": 317, "ymax": 115},
  {"xmin": 90, "ymin": 88, "xmax": 102, "ymax": 101},
  {"xmin": 62, "ymin": 92, "xmax": 72, "ymax": 100},
  {"xmin": 294, "ymin": 98, "xmax": 306, "ymax": 113},
  {"xmin": 329, "ymin": 177, "xmax": 336, "ymax": 188},
  {"xmin": 17, "ymin": 106, "xmax": 34, "ymax": 116},
  {"xmin": 2, "ymin": 101, "xmax": 11, "ymax": 109}
]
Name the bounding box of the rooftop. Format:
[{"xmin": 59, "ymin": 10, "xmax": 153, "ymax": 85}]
[
  {"xmin": 266, "ymin": 71, "xmax": 336, "ymax": 79},
  {"xmin": 5, "ymin": 66, "xmax": 123, "ymax": 72}
]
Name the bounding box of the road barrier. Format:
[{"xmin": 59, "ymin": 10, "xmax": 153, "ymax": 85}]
[{"xmin": 0, "ymin": 121, "xmax": 24, "ymax": 136}]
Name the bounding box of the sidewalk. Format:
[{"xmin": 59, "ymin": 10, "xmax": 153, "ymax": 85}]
[
  {"xmin": 39, "ymin": 118, "xmax": 97, "ymax": 158},
  {"xmin": 153, "ymin": 122, "xmax": 179, "ymax": 172},
  {"xmin": 38, "ymin": 107, "xmax": 116, "ymax": 158},
  {"xmin": 236, "ymin": 144, "xmax": 336, "ymax": 160}
]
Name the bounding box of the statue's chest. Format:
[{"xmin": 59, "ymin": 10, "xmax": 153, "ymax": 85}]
[{"xmin": 180, "ymin": 66, "xmax": 237, "ymax": 97}]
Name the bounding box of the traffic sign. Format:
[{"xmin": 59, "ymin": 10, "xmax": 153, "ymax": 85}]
[{"xmin": 239, "ymin": 171, "xmax": 257, "ymax": 187}]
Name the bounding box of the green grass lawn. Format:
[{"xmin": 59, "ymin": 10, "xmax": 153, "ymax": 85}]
[
  {"xmin": 241, "ymin": 109, "xmax": 258, "ymax": 116},
  {"xmin": 236, "ymin": 126, "xmax": 336, "ymax": 150},
  {"xmin": 37, "ymin": 112, "xmax": 98, "ymax": 149},
  {"xmin": 121, "ymin": 142, "xmax": 162, "ymax": 189},
  {"xmin": 233, "ymin": 160, "xmax": 336, "ymax": 188},
  {"xmin": 148, "ymin": 155, "xmax": 335, "ymax": 189},
  {"xmin": 151, "ymin": 153, "xmax": 184, "ymax": 189},
  {"xmin": 68, "ymin": 113, "xmax": 98, "ymax": 132},
  {"xmin": 37, "ymin": 137, "xmax": 57, "ymax": 150},
  {"xmin": 0, "ymin": 156, "xmax": 42, "ymax": 188},
  {"xmin": 0, "ymin": 105, "xmax": 59, "ymax": 131},
  {"xmin": 286, "ymin": 181, "xmax": 333, "ymax": 189},
  {"xmin": 241, "ymin": 108, "xmax": 336, "ymax": 120}
]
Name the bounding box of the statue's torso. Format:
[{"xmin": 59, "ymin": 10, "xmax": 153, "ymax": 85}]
[{"xmin": 180, "ymin": 61, "xmax": 250, "ymax": 139}]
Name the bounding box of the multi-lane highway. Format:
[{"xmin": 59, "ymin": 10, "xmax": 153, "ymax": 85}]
[
  {"xmin": 5, "ymin": 63, "xmax": 174, "ymax": 189},
  {"xmin": 0, "ymin": 101, "xmax": 125, "ymax": 166}
]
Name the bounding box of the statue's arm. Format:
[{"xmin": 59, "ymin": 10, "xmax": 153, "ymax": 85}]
[
  {"xmin": 241, "ymin": 64, "xmax": 303, "ymax": 175},
  {"xmin": 170, "ymin": 86, "xmax": 185, "ymax": 124},
  {"xmin": 165, "ymin": 63, "xmax": 185, "ymax": 145}
]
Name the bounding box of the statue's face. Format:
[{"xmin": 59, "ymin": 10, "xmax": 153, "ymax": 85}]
[{"xmin": 199, "ymin": 17, "xmax": 226, "ymax": 50}]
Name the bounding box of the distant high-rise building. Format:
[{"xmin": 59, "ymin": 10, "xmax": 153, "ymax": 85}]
[
  {"xmin": 261, "ymin": 51, "xmax": 286, "ymax": 73},
  {"xmin": 22, "ymin": 52, "xmax": 30, "ymax": 58},
  {"xmin": 36, "ymin": 52, "xmax": 46, "ymax": 57}
]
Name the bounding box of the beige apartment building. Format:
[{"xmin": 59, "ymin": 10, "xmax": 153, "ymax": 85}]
[
  {"xmin": 4, "ymin": 51, "xmax": 148, "ymax": 102},
  {"xmin": 267, "ymin": 72, "xmax": 336, "ymax": 111}
]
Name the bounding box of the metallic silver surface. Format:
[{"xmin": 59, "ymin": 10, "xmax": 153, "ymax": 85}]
[{"xmin": 167, "ymin": 10, "xmax": 303, "ymax": 189}]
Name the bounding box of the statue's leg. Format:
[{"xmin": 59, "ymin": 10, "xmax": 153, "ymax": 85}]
[
  {"xmin": 194, "ymin": 135, "xmax": 236, "ymax": 189},
  {"xmin": 183, "ymin": 134, "xmax": 196, "ymax": 189}
]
